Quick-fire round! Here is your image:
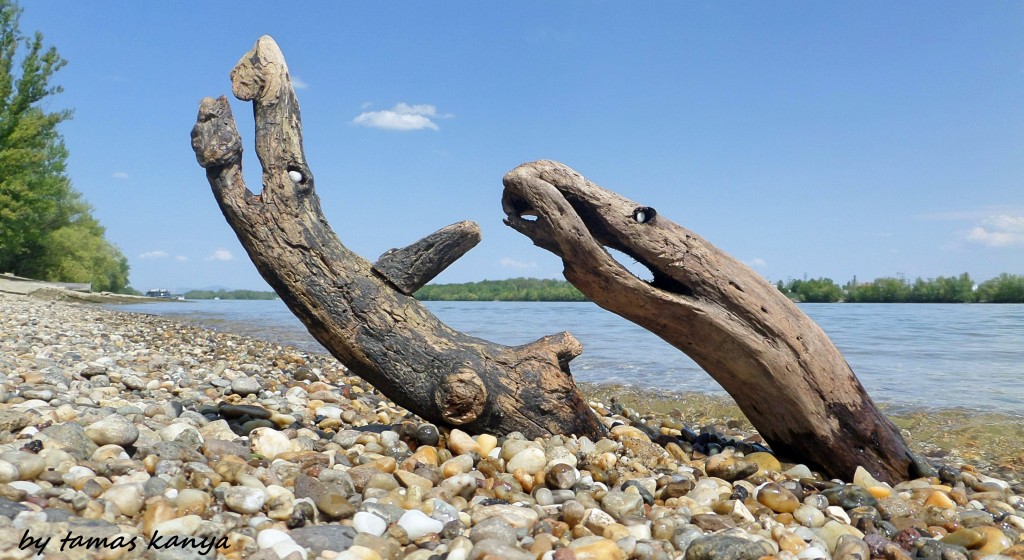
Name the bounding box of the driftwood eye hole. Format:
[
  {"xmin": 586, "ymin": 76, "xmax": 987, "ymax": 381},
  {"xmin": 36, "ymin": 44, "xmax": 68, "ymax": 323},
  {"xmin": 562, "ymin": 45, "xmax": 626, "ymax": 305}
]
[{"xmin": 633, "ymin": 206, "xmax": 656, "ymax": 224}]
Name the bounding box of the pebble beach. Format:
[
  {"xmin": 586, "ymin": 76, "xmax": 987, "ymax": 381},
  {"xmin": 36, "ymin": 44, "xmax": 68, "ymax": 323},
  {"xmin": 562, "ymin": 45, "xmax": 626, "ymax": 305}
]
[{"xmin": 0, "ymin": 292, "xmax": 1022, "ymax": 560}]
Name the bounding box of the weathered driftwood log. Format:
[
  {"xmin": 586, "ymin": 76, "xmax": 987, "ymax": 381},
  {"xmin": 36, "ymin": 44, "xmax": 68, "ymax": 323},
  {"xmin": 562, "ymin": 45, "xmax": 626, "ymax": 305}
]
[
  {"xmin": 190, "ymin": 37, "xmax": 604, "ymax": 440},
  {"xmin": 502, "ymin": 160, "xmax": 932, "ymax": 483}
]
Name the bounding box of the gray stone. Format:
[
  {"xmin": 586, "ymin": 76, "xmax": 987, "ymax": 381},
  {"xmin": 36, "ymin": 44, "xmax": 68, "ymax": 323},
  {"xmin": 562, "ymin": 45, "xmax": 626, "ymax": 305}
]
[
  {"xmin": 139, "ymin": 441, "xmax": 205, "ymax": 462},
  {"xmin": 123, "ymin": 374, "xmax": 148, "ymax": 390},
  {"xmin": 684, "ymin": 535, "xmax": 766, "ymax": 560},
  {"xmin": 469, "ymin": 516, "xmax": 516, "ymax": 545},
  {"xmin": 601, "ymin": 490, "xmax": 644, "ymax": 520},
  {"xmin": 471, "ymin": 539, "xmax": 534, "ymax": 560},
  {"xmin": 915, "ymin": 538, "xmax": 969, "ymax": 560},
  {"xmin": 41, "ymin": 422, "xmax": 97, "ymax": 460},
  {"xmin": 0, "ymin": 497, "xmax": 29, "ymax": 519},
  {"xmin": 289, "ymin": 525, "xmax": 356, "ymax": 555},
  {"xmin": 230, "ymin": 377, "xmax": 261, "ymax": 396}
]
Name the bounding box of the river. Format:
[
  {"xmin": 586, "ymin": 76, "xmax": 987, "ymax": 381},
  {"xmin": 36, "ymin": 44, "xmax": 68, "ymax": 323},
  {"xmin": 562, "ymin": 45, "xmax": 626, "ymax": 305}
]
[{"xmin": 107, "ymin": 300, "xmax": 1024, "ymax": 416}]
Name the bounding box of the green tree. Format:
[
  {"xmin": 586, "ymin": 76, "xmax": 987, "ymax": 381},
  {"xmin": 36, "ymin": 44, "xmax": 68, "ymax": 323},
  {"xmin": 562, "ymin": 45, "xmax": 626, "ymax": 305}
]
[
  {"xmin": 0, "ymin": 0, "xmax": 128, "ymax": 291},
  {"xmin": 976, "ymin": 273, "xmax": 1024, "ymax": 303}
]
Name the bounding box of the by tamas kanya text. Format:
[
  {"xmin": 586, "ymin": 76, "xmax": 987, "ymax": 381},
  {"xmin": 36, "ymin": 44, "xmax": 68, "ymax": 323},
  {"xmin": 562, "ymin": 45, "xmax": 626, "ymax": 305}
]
[{"xmin": 19, "ymin": 529, "xmax": 230, "ymax": 555}]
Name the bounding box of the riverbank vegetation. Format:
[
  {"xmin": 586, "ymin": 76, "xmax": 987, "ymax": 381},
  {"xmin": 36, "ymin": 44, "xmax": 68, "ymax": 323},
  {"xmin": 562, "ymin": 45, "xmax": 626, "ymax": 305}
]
[
  {"xmin": 198, "ymin": 274, "xmax": 1024, "ymax": 303},
  {"xmin": 777, "ymin": 273, "xmax": 1024, "ymax": 303},
  {"xmin": 0, "ymin": 1, "xmax": 129, "ymax": 292},
  {"xmin": 414, "ymin": 278, "xmax": 587, "ymax": 301}
]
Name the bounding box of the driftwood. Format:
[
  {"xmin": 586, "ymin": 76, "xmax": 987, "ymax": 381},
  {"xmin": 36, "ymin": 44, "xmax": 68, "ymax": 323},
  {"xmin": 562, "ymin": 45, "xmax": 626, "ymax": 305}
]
[
  {"xmin": 502, "ymin": 160, "xmax": 932, "ymax": 483},
  {"xmin": 190, "ymin": 37, "xmax": 604, "ymax": 440}
]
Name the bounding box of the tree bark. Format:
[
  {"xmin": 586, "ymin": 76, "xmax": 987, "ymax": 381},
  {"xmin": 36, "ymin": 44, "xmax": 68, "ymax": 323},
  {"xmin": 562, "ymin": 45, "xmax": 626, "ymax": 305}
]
[
  {"xmin": 502, "ymin": 160, "xmax": 932, "ymax": 483},
  {"xmin": 189, "ymin": 37, "xmax": 604, "ymax": 440}
]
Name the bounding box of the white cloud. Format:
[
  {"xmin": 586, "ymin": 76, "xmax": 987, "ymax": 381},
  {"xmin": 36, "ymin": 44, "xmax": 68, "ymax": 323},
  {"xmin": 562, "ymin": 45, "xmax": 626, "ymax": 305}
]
[
  {"xmin": 112, "ymin": 171, "xmax": 129, "ymax": 180},
  {"xmin": 174, "ymin": 255, "xmax": 188, "ymax": 262},
  {"xmin": 747, "ymin": 257, "xmax": 767, "ymax": 268},
  {"xmin": 500, "ymin": 257, "xmax": 537, "ymax": 269},
  {"xmin": 352, "ymin": 103, "xmax": 452, "ymax": 131},
  {"xmin": 139, "ymin": 250, "xmax": 168, "ymax": 259},
  {"xmin": 206, "ymin": 249, "xmax": 234, "ymax": 261},
  {"xmin": 965, "ymin": 214, "xmax": 1024, "ymax": 247},
  {"xmin": 291, "ymin": 76, "xmax": 308, "ymax": 90}
]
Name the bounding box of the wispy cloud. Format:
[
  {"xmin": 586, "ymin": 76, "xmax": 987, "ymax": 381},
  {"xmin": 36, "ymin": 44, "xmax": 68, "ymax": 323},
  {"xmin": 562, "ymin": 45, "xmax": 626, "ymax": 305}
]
[
  {"xmin": 174, "ymin": 255, "xmax": 188, "ymax": 262},
  {"xmin": 291, "ymin": 76, "xmax": 308, "ymax": 90},
  {"xmin": 965, "ymin": 215, "xmax": 1024, "ymax": 247},
  {"xmin": 112, "ymin": 171, "xmax": 129, "ymax": 180},
  {"xmin": 918, "ymin": 205, "xmax": 1024, "ymax": 222},
  {"xmin": 747, "ymin": 257, "xmax": 767, "ymax": 268},
  {"xmin": 139, "ymin": 250, "xmax": 168, "ymax": 259},
  {"xmin": 500, "ymin": 257, "xmax": 537, "ymax": 269},
  {"xmin": 206, "ymin": 249, "xmax": 234, "ymax": 262},
  {"xmin": 352, "ymin": 103, "xmax": 453, "ymax": 131}
]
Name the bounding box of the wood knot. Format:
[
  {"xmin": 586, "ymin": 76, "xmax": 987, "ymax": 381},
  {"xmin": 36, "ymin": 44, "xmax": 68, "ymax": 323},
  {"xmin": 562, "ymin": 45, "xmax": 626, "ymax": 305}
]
[{"xmin": 435, "ymin": 368, "xmax": 486, "ymax": 425}]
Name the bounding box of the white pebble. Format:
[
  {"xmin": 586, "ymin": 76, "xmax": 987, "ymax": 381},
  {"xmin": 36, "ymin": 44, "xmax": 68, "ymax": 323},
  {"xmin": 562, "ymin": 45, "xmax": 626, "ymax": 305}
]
[
  {"xmin": 7, "ymin": 481, "xmax": 41, "ymax": 495},
  {"xmin": 249, "ymin": 427, "xmax": 292, "ymax": 459},
  {"xmin": 102, "ymin": 483, "xmax": 145, "ymax": 517},
  {"xmin": 797, "ymin": 546, "xmax": 829, "ymax": 559},
  {"xmin": 153, "ymin": 515, "xmax": 202, "ymax": 536},
  {"xmin": 65, "ymin": 465, "xmax": 95, "ymax": 481},
  {"xmin": 825, "ymin": 505, "xmax": 850, "ymax": 524},
  {"xmin": 256, "ymin": 528, "xmax": 294, "ymax": 549},
  {"xmin": 316, "ymin": 406, "xmax": 342, "ymax": 419},
  {"xmin": 397, "ymin": 509, "xmax": 443, "ymax": 540},
  {"xmin": 158, "ymin": 422, "xmax": 202, "ymax": 444},
  {"xmin": 506, "ymin": 447, "xmax": 546, "ymax": 475},
  {"xmin": 353, "ymin": 511, "xmax": 387, "ymax": 536},
  {"xmin": 224, "ymin": 486, "xmax": 266, "ymax": 514},
  {"xmin": 288, "ymin": 170, "xmax": 303, "ymax": 183}
]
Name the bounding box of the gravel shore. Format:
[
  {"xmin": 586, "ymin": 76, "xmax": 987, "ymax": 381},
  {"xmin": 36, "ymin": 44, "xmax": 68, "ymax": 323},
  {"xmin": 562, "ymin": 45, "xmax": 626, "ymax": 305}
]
[{"xmin": 0, "ymin": 292, "xmax": 1021, "ymax": 560}]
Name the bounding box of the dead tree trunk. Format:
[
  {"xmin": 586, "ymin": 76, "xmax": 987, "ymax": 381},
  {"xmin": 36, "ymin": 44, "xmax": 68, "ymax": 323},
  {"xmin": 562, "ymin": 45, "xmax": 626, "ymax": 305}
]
[
  {"xmin": 189, "ymin": 37, "xmax": 604, "ymax": 440},
  {"xmin": 502, "ymin": 160, "xmax": 932, "ymax": 483}
]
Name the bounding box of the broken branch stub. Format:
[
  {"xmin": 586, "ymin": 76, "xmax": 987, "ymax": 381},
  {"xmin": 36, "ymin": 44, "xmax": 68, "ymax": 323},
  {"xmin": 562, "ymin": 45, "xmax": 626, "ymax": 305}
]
[
  {"xmin": 190, "ymin": 37, "xmax": 604, "ymax": 440},
  {"xmin": 502, "ymin": 160, "xmax": 932, "ymax": 483}
]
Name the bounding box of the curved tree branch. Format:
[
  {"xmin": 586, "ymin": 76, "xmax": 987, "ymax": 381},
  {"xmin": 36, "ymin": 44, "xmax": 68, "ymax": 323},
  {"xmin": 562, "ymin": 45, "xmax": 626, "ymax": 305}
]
[
  {"xmin": 502, "ymin": 160, "xmax": 932, "ymax": 483},
  {"xmin": 190, "ymin": 37, "xmax": 604, "ymax": 440}
]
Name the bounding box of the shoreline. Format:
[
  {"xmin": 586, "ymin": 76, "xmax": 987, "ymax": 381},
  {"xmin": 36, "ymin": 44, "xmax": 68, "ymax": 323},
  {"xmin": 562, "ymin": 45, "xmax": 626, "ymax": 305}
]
[
  {"xmin": 1, "ymin": 292, "xmax": 1022, "ymax": 559},
  {"xmin": 90, "ymin": 296, "xmax": 1024, "ymax": 480}
]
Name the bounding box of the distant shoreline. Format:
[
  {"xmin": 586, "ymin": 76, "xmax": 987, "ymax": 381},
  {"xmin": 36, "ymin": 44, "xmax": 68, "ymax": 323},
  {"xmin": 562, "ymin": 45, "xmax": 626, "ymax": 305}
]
[{"xmin": 175, "ymin": 274, "xmax": 1024, "ymax": 303}]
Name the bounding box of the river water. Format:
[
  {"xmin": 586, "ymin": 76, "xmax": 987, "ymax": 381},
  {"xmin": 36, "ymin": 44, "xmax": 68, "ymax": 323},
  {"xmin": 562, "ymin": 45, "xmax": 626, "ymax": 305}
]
[{"xmin": 108, "ymin": 300, "xmax": 1024, "ymax": 416}]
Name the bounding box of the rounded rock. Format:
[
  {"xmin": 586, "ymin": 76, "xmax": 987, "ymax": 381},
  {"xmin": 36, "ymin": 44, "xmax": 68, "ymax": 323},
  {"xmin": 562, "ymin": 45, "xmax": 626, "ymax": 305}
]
[
  {"xmin": 397, "ymin": 509, "xmax": 444, "ymax": 540},
  {"xmin": 230, "ymin": 376, "xmax": 262, "ymax": 396},
  {"xmin": 103, "ymin": 483, "xmax": 145, "ymax": 517},
  {"xmin": 353, "ymin": 511, "xmax": 388, "ymax": 536},
  {"xmin": 506, "ymin": 447, "xmax": 546, "ymax": 475},
  {"xmin": 250, "ymin": 427, "xmax": 292, "ymax": 459},
  {"xmin": 224, "ymin": 486, "xmax": 266, "ymax": 514},
  {"xmin": 545, "ymin": 463, "xmax": 578, "ymax": 490},
  {"xmin": 757, "ymin": 482, "xmax": 800, "ymax": 514},
  {"xmin": 84, "ymin": 414, "xmax": 139, "ymax": 447}
]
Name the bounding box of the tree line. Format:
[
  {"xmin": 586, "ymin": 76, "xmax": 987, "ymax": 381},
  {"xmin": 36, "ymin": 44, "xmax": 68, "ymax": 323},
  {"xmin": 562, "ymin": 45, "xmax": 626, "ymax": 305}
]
[
  {"xmin": 414, "ymin": 277, "xmax": 587, "ymax": 302},
  {"xmin": 0, "ymin": 1, "xmax": 129, "ymax": 292},
  {"xmin": 412, "ymin": 274, "xmax": 1024, "ymax": 303},
  {"xmin": 777, "ymin": 273, "xmax": 1024, "ymax": 303}
]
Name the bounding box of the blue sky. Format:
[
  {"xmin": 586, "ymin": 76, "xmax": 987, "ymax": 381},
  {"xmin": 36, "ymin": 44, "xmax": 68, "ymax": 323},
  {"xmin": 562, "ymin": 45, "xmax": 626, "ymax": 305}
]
[{"xmin": 19, "ymin": 2, "xmax": 1024, "ymax": 291}]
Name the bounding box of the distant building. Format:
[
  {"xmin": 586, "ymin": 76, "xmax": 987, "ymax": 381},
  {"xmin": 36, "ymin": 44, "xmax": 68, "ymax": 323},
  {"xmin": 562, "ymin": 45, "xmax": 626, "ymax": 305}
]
[{"xmin": 146, "ymin": 289, "xmax": 172, "ymax": 298}]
